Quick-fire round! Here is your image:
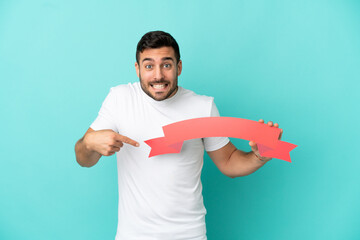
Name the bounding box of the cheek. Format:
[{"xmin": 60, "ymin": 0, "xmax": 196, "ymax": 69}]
[
  {"xmin": 167, "ymin": 70, "xmax": 178, "ymax": 79},
  {"xmin": 140, "ymin": 71, "xmax": 152, "ymax": 80}
]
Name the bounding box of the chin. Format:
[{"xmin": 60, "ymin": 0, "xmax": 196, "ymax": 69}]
[
  {"xmin": 149, "ymin": 91, "xmax": 170, "ymax": 101},
  {"xmin": 140, "ymin": 78, "xmax": 178, "ymax": 101}
]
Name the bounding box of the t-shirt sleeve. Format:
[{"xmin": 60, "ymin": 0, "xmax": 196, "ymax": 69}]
[
  {"xmin": 203, "ymin": 100, "xmax": 230, "ymax": 152},
  {"xmin": 90, "ymin": 88, "xmax": 119, "ymax": 133}
]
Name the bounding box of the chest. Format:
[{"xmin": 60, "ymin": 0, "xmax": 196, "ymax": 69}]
[{"xmin": 115, "ymin": 97, "xmax": 206, "ymax": 155}]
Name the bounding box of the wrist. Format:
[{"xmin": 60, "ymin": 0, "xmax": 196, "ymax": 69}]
[
  {"xmin": 83, "ymin": 134, "xmax": 95, "ymax": 152},
  {"xmin": 252, "ymin": 151, "xmax": 270, "ymax": 163}
]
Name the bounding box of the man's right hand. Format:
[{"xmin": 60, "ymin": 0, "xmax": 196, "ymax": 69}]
[{"xmin": 83, "ymin": 129, "xmax": 140, "ymax": 156}]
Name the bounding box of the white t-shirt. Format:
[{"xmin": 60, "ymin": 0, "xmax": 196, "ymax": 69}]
[{"xmin": 91, "ymin": 82, "xmax": 229, "ymax": 240}]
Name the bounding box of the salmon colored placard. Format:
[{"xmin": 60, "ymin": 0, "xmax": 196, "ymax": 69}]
[{"xmin": 144, "ymin": 117, "xmax": 297, "ymax": 162}]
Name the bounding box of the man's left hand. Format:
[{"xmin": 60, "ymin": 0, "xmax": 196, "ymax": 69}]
[{"xmin": 249, "ymin": 119, "xmax": 283, "ymax": 162}]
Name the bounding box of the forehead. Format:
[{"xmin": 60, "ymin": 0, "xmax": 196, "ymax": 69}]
[{"xmin": 139, "ymin": 46, "xmax": 176, "ymax": 61}]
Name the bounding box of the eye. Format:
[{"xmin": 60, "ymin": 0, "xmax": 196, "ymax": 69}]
[
  {"xmin": 163, "ymin": 63, "xmax": 171, "ymax": 68},
  {"xmin": 145, "ymin": 65, "xmax": 152, "ymax": 69}
]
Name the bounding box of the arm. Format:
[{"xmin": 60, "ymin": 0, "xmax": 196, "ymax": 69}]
[
  {"xmin": 207, "ymin": 120, "xmax": 282, "ymax": 178},
  {"xmin": 75, "ymin": 128, "xmax": 139, "ymax": 168},
  {"xmin": 207, "ymin": 142, "xmax": 269, "ymax": 178}
]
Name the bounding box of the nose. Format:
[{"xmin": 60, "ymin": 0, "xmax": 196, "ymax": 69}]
[{"xmin": 154, "ymin": 66, "xmax": 164, "ymax": 80}]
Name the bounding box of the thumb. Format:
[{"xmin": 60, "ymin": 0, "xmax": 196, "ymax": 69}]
[{"xmin": 249, "ymin": 141, "xmax": 258, "ymax": 152}]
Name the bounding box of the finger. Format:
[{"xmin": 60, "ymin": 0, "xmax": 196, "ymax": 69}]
[
  {"xmin": 111, "ymin": 146, "xmax": 121, "ymax": 152},
  {"xmin": 105, "ymin": 146, "xmax": 119, "ymax": 155},
  {"xmin": 249, "ymin": 141, "xmax": 258, "ymax": 151},
  {"xmin": 115, "ymin": 134, "xmax": 140, "ymax": 147},
  {"xmin": 103, "ymin": 149, "xmax": 116, "ymax": 156},
  {"xmin": 258, "ymin": 119, "xmax": 264, "ymax": 123},
  {"xmin": 267, "ymin": 121, "xmax": 273, "ymax": 127},
  {"xmin": 111, "ymin": 141, "xmax": 124, "ymax": 148},
  {"xmin": 279, "ymin": 128, "xmax": 283, "ymax": 140},
  {"xmin": 274, "ymin": 123, "xmax": 279, "ymax": 128}
]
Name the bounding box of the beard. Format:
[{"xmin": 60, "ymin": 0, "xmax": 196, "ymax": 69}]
[{"xmin": 139, "ymin": 72, "xmax": 178, "ymax": 101}]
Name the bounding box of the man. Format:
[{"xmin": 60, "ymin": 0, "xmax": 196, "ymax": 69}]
[{"xmin": 75, "ymin": 31, "xmax": 281, "ymax": 240}]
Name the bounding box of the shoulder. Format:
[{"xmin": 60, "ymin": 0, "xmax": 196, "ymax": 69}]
[
  {"xmin": 108, "ymin": 82, "xmax": 141, "ymax": 98},
  {"xmin": 176, "ymin": 87, "xmax": 215, "ymax": 117},
  {"xmin": 110, "ymin": 82, "xmax": 138, "ymax": 93},
  {"xmin": 179, "ymin": 87, "xmax": 214, "ymax": 104}
]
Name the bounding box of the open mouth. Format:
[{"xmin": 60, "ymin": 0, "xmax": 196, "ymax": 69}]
[{"xmin": 150, "ymin": 83, "xmax": 169, "ymax": 90}]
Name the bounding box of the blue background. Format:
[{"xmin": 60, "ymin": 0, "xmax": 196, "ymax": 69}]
[{"xmin": 1, "ymin": 0, "xmax": 359, "ymax": 239}]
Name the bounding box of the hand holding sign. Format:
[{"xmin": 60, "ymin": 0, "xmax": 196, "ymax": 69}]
[{"xmin": 249, "ymin": 119, "xmax": 283, "ymax": 162}]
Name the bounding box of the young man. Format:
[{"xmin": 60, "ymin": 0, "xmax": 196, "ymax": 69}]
[{"xmin": 75, "ymin": 31, "xmax": 281, "ymax": 240}]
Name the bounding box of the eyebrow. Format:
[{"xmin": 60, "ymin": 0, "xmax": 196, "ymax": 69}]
[
  {"xmin": 142, "ymin": 57, "xmax": 175, "ymax": 63},
  {"xmin": 142, "ymin": 58, "xmax": 153, "ymax": 63},
  {"xmin": 161, "ymin": 57, "xmax": 175, "ymax": 62}
]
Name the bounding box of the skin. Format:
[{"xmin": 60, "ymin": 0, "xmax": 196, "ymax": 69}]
[
  {"xmin": 75, "ymin": 128, "xmax": 139, "ymax": 167},
  {"xmin": 75, "ymin": 46, "xmax": 181, "ymax": 167},
  {"xmin": 135, "ymin": 47, "xmax": 182, "ymax": 101},
  {"xmin": 75, "ymin": 46, "xmax": 283, "ymax": 177},
  {"xmin": 208, "ymin": 119, "xmax": 283, "ymax": 178}
]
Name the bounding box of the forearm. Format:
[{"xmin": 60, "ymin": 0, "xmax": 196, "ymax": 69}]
[
  {"xmin": 75, "ymin": 137, "xmax": 101, "ymax": 167},
  {"xmin": 225, "ymin": 150, "xmax": 269, "ymax": 178}
]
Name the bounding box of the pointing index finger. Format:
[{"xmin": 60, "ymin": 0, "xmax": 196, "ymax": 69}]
[{"xmin": 115, "ymin": 133, "xmax": 140, "ymax": 147}]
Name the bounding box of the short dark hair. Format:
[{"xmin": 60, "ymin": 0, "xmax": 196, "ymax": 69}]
[{"xmin": 136, "ymin": 31, "xmax": 180, "ymax": 64}]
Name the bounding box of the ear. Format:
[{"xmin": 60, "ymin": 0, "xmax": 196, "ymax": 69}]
[
  {"xmin": 135, "ymin": 62, "xmax": 140, "ymax": 78},
  {"xmin": 177, "ymin": 60, "xmax": 182, "ymax": 76}
]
